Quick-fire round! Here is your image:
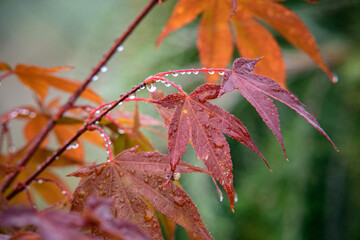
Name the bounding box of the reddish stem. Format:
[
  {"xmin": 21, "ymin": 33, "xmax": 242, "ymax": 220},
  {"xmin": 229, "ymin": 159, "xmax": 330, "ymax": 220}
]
[
  {"xmin": 0, "ymin": 0, "xmax": 158, "ymax": 193},
  {"xmin": 35, "ymin": 177, "xmax": 72, "ymax": 200},
  {"xmin": 86, "ymin": 101, "xmax": 116, "ymax": 122},
  {"xmin": 123, "ymin": 97, "xmax": 152, "ymax": 103},
  {"xmin": 88, "ymin": 125, "xmax": 113, "ymax": 162},
  {"xmin": 19, "ymin": 183, "xmax": 37, "ymax": 211},
  {"xmin": 0, "ymin": 70, "xmax": 14, "ymax": 83},
  {"xmin": 6, "ymin": 82, "xmax": 146, "ymax": 200}
]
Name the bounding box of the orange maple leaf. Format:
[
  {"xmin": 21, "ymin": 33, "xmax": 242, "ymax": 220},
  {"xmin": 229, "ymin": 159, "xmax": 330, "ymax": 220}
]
[
  {"xmin": 157, "ymin": 0, "xmax": 334, "ymax": 86},
  {"xmin": 14, "ymin": 64, "xmax": 102, "ymax": 104}
]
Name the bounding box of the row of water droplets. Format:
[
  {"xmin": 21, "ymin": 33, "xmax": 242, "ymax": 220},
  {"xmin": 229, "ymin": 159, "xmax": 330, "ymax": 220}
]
[
  {"xmin": 91, "ymin": 45, "xmax": 124, "ymax": 82},
  {"xmin": 36, "ymin": 178, "xmax": 68, "ymax": 196},
  {"xmin": 2, "ymin": 108, "xmax": 38, "ymax": 153},
  {"xmin": 164, "ymin": 69, "xmax": 225, "ymax": 77}
]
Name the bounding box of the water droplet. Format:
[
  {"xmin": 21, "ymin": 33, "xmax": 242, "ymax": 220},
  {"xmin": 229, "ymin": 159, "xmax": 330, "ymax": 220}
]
[
  {"xmin": 37, "ymin": 179, "xmax": 43, "ymax": 184},
  {"xmin": 214, "ymin": 141, "xmax": 223, "ymax": 148},
  {"xmin": 234, "ymin": 192, "xmax": 238, "ymax": 203},
  {"xmin": 164, "ymin": 82, "xmax": 171, "ymax": 87},
  {"xmin": 332, "ymin": 73, "xmax": 339, "ymax": 83},
  {"xmin": 140, "ymin": 85, "xmax": 145, "ymax": 90},
  {"xmin": 29, "ymin": 112, "xmax": 37, "ymax": 118},
  {"xmin": 19, "ymin": 109, "xmax": 29, "ymax": 115},
  {"xmin": 173, "ymin": 196, "xmax": 186, "ymax": 206},
  {"xmin": 173, "ymin": 173, "xmax": 181, "ymax": 181},
  {"xmin": 193, "ymin": 71, "xmax": 199, "ymax": 75},
  {"xmin": 8, "ymin": 145, "xmax": 16, "ymax": 153},
  {"xmin": 218, "ymin": 71, "xmax": 225, "ymax": 75},
  {"xmin": 72, "ymin": 141, "xmax": 79, "ymax": 149},
  {"xmin": 9, "ymin": 112, "xmax": 18, "ymax": 118},
  {"xmin": 92, "ymin": 75, "xmax": 99, "ymax": 81},
  {"xmin": 100, "ymin": 133, "xmax": 104, "ymax": 137},
  {"xmin": 205, "ymin": 155, "xmax": 209, "ymax": 160},
  {"xmin": 100, "ymin": 66, "xmax": 108, "ymax": 72},
  {"xmin": 118, "ymin": 129, "xmax": 125, "ymax": 134},
  {"xmin": 180, "ymin": 72, "xmax": 186, "ymax": 75},
  {"xmin": 129, "ymin": 94, "xmax": 136, "ymax": 99},
  {"xmin": 144, "ymin": 209, "xmax": 154, "ymax": 222},
  {"xmin": 172, "ymin": 72, "xmax": 178, "ymax": 77},
  {"xmin": 165, "ymin": 74, "xmax": 169, "ymax": 77},
  {"xmin": 208, "ymin": 71, "xmax": 215, "ymax": 74},
  {"xmin": 187, "ymin": 71, "xmax": 192, "ymax": 75},
  {"xmin": 95, "ymin": 110, "xmax": 101, "ymax": 115},
  {"xmin": 62, "ymin": 190, "xmax": 67, "ymax": 195},
  {"xmin": 117, "ymin": 45, "xmax": 124, "ymax": 52},
  {"xmin": 219, "ymin": 193, "xmax": 224, "ymax": 202},
  {"xmin": 95, "ymin": 121, "xmax": 99, "ymax": 125},
  {"xmin": 147, "ymin": 83, "xmax": 157, "ymax": 92}
]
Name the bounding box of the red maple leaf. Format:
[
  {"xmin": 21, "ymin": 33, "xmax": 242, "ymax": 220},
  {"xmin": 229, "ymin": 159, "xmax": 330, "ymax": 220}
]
[
  {"xmin": 153, "ymin": 83, "xmax": 268, "ymax": 211},
  {"xmin": 219, "ymin": 57, "xmax": 337, "ymax": 157}
]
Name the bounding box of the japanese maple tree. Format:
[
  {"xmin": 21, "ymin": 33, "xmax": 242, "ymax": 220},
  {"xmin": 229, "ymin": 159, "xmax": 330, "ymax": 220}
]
[{"xmin": 0, "ymin": 0, "xmax": 337, "ymax": 239}]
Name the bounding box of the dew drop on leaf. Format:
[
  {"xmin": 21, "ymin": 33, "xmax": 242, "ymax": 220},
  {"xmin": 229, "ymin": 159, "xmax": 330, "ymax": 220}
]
[
  {"xmin": 144, "ymin": 209, "xmax": 154, "ymax": 222},
  {"xmin": 208, "ymin": 71, "xmax": 215, "ymax": 74},
  {"xmin": 117, "ymin": 45, "xmax": 124, "ymax": 52},
  {"xmin": 164, "ymin": 82, "xmax": 171, "ymax": 87},
  {"xmin": 172, "ymin": 72, "xmax": 178, "ymax": 77},
  {"xmin": 173, "ymin": 196, "xmax": 186, "ymax": 207},
  {"xmin": 180, "ymin": 72, "xmax": 186, "ymax": 75},
  {"xmin": 37, "ymin": 179, "xmax": 43, "ymax": 184},
  {"xmin": 218, "ymin": 71, "xmax": 225, "ymax": 75},
  {"xmin": 129, "ymin": 93, "xmax": 136, "ymax": 99},
  {"xmin": 193, "ymin": 71, "xmax": 199, "ymax": 75}
]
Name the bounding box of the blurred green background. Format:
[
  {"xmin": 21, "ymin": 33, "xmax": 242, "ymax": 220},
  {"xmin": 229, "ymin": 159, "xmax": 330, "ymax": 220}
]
[{"xmin": 1, "ymin": 0, "xmax": 359, "ymax": 239}]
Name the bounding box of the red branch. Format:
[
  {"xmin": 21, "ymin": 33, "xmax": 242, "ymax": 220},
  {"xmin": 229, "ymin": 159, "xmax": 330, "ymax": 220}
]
[
  {"xmin": 0, "ymin": 0, "xmax": 158, "ymax": 193},
  {"xmin": 6, "ymin": 82, "xmax": 146, "ymax": 200}
]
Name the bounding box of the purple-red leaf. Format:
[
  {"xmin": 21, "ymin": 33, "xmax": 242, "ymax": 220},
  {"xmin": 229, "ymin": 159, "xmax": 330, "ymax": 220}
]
[
  {"xmin": 0, "ymin": 207, "xmax": 90, "ymax": 240},
  {"xmin": 153, "ymin": 84, "xmax": 267, "ymax": 211},
  {"xmin": 220, "ymin": 57, "xmax": 337, "ymax": 156}
]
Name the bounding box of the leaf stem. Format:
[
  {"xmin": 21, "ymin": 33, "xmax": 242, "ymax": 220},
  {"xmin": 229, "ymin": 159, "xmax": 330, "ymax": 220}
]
[
  {"xmin": 0, "ymin": 70, "xmax": 13, "ymax": 83},
  {"xmin": 0, "ymin": 0, "xmax": 158, "ymax": 193},
  {"xmin": 35, "ymin": 177, "xmax": 72, "ymax": 200},
  {"xmin": 88, "ymin": 125, "xmax": 113, "ymax": 162}
]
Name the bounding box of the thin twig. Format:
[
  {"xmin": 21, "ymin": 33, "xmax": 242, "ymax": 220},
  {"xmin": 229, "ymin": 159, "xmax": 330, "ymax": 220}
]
[
  {"xmin": 35, "ymin": 177, "xmax": 72, "ymax": 200},
  {"xmin": 0, "ymin": 70, "xmax": 14, "ymax": 83},
  {"xmin": 0, "ymin": 0, "xmax": 158, "ymax": 193},
  {"xmin": 6, "ymin": 82, "xmax": 146, "ymax": 200}
]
